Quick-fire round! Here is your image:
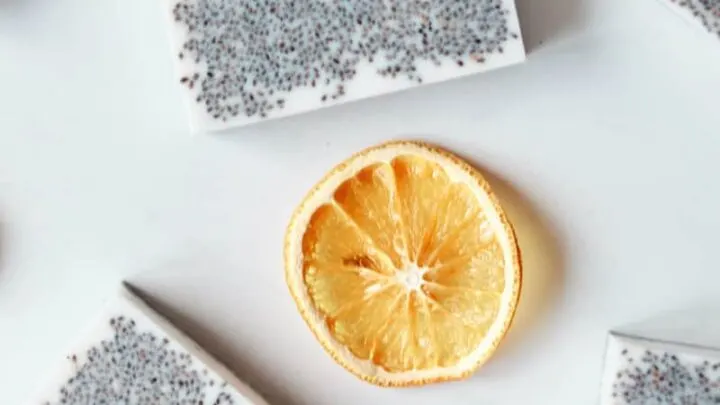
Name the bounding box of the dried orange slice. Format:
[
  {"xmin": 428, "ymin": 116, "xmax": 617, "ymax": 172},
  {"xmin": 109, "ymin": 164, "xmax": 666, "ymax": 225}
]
[{"xmin": 284, "ymin": 141, "xmax": 521, "ymax": 386}]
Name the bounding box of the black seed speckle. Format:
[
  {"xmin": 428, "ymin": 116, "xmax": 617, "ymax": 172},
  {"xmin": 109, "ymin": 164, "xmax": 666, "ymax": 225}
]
[
  {"xmin": 171, "ymin": 0, "xmax": 521, "ymax": 122},
  {"xmin": 667, "ymin": 0, "xmax": 720, "ymax": 39},
  {"xmin": 44, "ymin": 317, "xmax": 243, "ymax": 405},
  {"xmin": 609, "ymin": 343, "xmax": 720, "ymax": 404}
]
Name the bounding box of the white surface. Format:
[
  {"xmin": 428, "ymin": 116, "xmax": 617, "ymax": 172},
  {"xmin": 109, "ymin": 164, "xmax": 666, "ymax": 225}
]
[
  {"xmin": 165, "ymin": 0, "xmax": 526, "ymax": 132},
  {"xmin": 32, "ymin": 285, "xmax": 267, "ymax": 405},
  {"xmin": 1, "ymin": 0, "xmax": 720, "ymax": 404}
]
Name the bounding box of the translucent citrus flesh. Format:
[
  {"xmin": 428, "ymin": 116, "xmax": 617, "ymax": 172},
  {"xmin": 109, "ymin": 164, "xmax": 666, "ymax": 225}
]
[{"xmin": 301, "ymin": 155, "xmax": 506, "ymax": 373}]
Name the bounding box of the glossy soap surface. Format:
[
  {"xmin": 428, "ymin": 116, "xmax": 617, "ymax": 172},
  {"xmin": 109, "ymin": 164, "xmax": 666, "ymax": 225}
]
[
  {"xmin": 165, "ymin": 0, "xmax": 525, "ymax": 131},
  {"xmin": 32, "ymin": 287, "xmax": 266, "ymax": 405}
]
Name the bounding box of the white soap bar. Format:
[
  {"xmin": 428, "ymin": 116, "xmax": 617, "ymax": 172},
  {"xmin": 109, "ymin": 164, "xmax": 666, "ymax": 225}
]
[
  {"xmin": 164, "ymin": 0, "xmax": 526, "ymax": 132},
  {"xmin": 600, "ymin": 331, "xmax": 720, "ymax": 404},
  {"xmin": 31, "ymin": 285, "xmax": 267, "ymax": 405},
  {"xmin": 660, "ymin": 0, "xmax": 720, "ymax": 41}
]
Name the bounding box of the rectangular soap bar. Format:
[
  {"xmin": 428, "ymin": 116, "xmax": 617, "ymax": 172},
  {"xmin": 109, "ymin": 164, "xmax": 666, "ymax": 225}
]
[
  {"xmin": 31, "ymin": 285, "xmax": 267, "ymax": 405},
  {"xmin": 660, "ymin": 0, "xmax": 720, "ymax": 41},
  {"xmin": 600, "ymin": 331, "xmax": 720, "ymax": 404},
  {"xmin": 164, "ymin": 0, "xmax": 526, "ymax": 131}
]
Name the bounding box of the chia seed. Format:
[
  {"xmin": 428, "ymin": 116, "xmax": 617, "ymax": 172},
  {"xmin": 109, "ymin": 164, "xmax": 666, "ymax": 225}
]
[
  {"xmin": 38, "ymin": 290, "xmax": 261, "ymax": 405},
  {"xmin": 602, "ymin": 332, "xmax": 720, "ymax": 404},
  {"xmin": 169, "ymin": 0, "xmax": 522, "ymax": 124},
  {"xmin": 666, "ymin": 0, "xmax": 720, "ymax": 39}
]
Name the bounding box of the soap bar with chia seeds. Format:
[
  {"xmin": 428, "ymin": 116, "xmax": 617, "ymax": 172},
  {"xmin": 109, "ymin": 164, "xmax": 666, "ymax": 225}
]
[
  {"xmin": 165, "ymin": 0, "xmax": 525, "ymax": 132},
  {"xmin": 600, "ymin": 331, "xmax": 720, "ymax": 404},
  {"xmin": 31, "ymin": 285, "xmax": 267, "ymax": 405},
  {"xmin": 659, "ymin": 0, "xmax": 720, "ymax": 42}
]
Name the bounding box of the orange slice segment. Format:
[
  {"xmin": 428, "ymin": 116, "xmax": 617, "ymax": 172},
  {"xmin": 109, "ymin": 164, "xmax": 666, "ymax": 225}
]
[{"xmin": 285, "ymin": 141, "xmax": 521, "ymax": 387}]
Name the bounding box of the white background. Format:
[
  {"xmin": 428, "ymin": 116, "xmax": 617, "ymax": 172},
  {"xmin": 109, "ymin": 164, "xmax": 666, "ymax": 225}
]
[{"xmin": 1, "ymin": 0, "xmax": 720, "ymax": 404}]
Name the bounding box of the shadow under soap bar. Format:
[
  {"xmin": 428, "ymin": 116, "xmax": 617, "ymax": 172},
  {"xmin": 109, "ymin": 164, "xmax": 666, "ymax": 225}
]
[
  {"xmin": 31, "ymin": 286, "xmax": 267, "ymax": 405},
  {"xmin": 165, "ymin": 0, "xmax": 526, "ymax": 131}
]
